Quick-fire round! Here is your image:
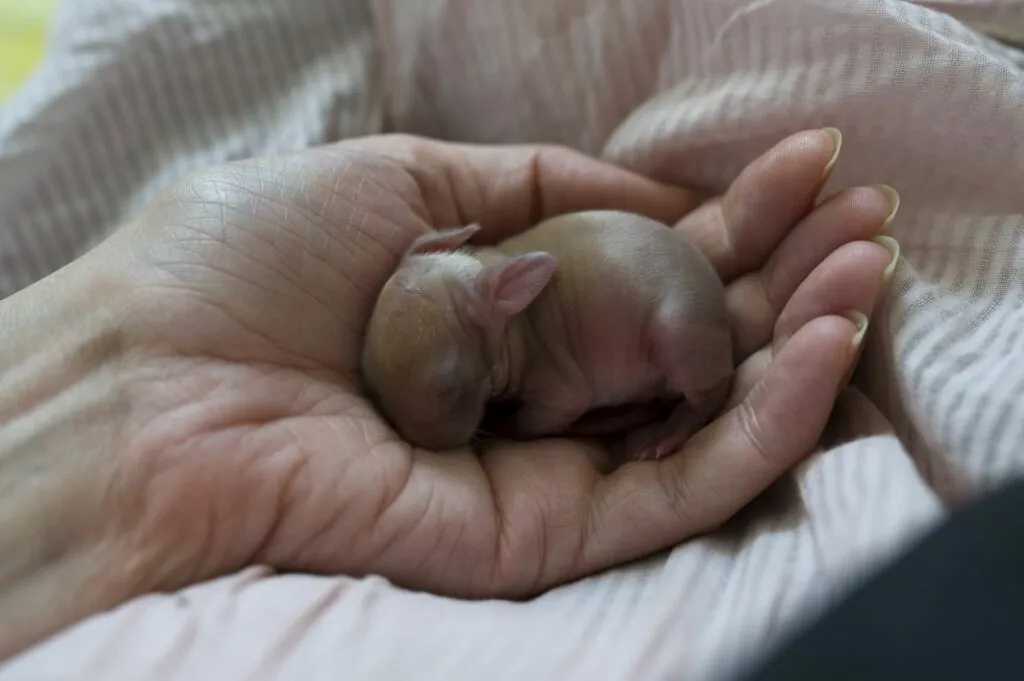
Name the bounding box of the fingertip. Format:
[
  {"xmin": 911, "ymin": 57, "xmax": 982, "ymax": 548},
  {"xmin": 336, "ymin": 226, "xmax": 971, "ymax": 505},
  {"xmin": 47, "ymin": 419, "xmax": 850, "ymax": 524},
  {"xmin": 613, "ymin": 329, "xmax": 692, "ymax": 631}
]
[
  {"xmin": 838, "ymin": 310, "xmax": 870, "ymax": 390},
  {"xmin": 821, "ymin": 127, "xmax": 843, "ymax": 180},
  {"xmin": 871, "ymin": 234, "xmax": 901, "ymax": 285},
  {"xmin": 769, "ymin": 238, "xmax": 891, "ymax": 353},
  {"xmin": 796, "ymin": 313, "xmax": 865, "ymax": 354},
  {"xmin": 720, "ymin": 128, "xmax": 845, "ymax": 272},
  {"xmin": 780, "ymin": 310, "xmax": 867, "ymax": 357},
  {"xmin": 767, "ymin": 313, "xmax": 864, "ymax": 408},
  {"xmin": 870, "ymin": 184, "xmax": 901, "ymax": 231},
  {"xmin": 840, "ymin": 309, "xmax": 870, "ymax": 347},
  {"xmin": 768, "ymin": 127, "xmax": 842, "ymax": 175}
]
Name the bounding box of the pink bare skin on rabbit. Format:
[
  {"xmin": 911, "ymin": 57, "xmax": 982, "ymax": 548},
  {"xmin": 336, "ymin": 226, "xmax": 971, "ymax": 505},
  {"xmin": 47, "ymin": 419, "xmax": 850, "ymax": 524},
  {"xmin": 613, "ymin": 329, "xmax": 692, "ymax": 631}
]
[{"xmin": 360, "ymin": 210, "xmax": 734, "ymax": 461}]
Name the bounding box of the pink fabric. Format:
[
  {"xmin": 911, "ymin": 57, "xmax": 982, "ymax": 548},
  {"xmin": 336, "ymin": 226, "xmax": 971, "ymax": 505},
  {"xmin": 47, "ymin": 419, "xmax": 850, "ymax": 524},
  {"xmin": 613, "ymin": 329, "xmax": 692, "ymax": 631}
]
[{"xmin": 2, "ymin": 0, "xmax": 1023, "ymax": 679}]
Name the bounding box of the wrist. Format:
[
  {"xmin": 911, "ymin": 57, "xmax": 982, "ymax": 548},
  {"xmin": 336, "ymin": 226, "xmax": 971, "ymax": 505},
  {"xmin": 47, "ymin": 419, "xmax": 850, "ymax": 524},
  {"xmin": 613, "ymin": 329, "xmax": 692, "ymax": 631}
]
[{"xmin": 0, "ymin": 257, "xmax": 148, "ymax": 659}]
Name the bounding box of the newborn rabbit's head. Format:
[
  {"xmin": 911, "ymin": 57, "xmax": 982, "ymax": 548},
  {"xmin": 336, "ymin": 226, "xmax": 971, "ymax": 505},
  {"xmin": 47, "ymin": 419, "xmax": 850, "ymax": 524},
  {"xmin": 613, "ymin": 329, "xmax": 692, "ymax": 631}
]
[{"xmin": 360, "ymin": 224, "xmax": 557, "ymax": 450}]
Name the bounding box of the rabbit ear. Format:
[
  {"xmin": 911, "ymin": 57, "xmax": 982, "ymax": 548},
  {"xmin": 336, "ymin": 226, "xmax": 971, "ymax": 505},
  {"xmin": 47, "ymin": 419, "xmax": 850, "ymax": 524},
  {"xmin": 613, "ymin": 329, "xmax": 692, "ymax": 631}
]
[
  {"xmin": 473, "ymin": 252, "xmax": 558, "ymax": 320},
  {"xmin": 406, "ymin": 224, "xmax": 482, "ymax": 256}
]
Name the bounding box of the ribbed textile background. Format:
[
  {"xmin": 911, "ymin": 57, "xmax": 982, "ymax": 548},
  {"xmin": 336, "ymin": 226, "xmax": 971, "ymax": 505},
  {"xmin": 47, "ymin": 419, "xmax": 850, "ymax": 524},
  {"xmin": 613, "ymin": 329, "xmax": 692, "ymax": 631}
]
[{"xmin": 1, "ymin": 1, "xmax": 1022, "ymax": 680}]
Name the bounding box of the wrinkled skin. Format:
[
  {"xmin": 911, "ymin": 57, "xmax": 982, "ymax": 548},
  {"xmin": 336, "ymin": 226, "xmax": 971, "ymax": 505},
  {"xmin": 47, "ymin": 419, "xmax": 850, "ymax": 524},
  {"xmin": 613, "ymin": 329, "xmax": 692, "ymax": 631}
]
[
  {"xmin": 67, "ymin": 130, "xmax": 894, "ymax": 605},
  {"xmin": 362, "ymin": 211, "xmax": 735, "ymax": 459}
]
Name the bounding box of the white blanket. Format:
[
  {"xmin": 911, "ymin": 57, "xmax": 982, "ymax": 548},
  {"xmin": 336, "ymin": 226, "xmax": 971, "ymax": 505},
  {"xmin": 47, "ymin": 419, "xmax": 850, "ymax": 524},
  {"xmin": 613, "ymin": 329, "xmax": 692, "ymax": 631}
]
[{"xmin": 2, "ymin": 1, "xmax": 1023, "ymax": 679}]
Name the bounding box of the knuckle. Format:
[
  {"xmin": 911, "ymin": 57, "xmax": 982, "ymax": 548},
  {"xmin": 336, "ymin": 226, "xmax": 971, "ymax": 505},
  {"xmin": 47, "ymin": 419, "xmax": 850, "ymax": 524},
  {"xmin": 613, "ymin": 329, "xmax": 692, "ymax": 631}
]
[
  {"xmin": 654, "ymin": 460, "xmax": 699, "ymax": 523},
  {"xmin": 736, "ymin": 392, "xmax": 775, "ymax": 466},
  {"xmin": 757, "ymin": 269, "xmax": 785, "ymax": 321}
]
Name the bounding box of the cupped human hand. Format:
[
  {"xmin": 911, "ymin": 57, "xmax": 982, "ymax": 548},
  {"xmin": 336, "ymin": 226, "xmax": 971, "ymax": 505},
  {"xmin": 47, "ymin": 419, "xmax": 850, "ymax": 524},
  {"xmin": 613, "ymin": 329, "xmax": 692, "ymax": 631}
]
[{"xmin": 88, "ymin": 130, "xmax": 897, "ymax": 600}]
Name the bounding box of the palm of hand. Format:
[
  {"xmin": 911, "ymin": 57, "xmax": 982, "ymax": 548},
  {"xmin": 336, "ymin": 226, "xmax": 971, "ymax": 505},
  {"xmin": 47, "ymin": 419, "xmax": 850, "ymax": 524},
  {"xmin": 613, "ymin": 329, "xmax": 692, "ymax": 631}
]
[{"xmin": 103, "ymin": 133, "xmax": 894, "ymax": 598}]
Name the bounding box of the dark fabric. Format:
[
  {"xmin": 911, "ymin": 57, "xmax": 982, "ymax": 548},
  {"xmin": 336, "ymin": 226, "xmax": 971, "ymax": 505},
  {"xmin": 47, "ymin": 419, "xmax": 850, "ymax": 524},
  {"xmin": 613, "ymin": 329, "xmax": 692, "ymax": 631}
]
[{"xmin": 737, "ymin": 477, "xmax": 1024, "ymax": 681}]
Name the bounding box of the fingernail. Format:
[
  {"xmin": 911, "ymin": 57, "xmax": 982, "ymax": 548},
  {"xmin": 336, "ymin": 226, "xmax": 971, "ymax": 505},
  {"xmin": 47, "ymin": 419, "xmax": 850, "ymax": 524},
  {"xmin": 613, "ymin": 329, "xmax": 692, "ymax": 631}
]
[
  {"xmin": 839, "ymin": 310, "xmax": 870, "ymax": 389},
  {"xmin": 842, "ymin": 310, "xmax": 870, "ymax": 349},
  {"xmin": 871, "ymin": 234, "xmax": 901, "ymax": 285},
  {"xmin": 822, "ymin": 127, "xmax": 843, "ymax": 179},
  {"xmin": 871, "ymin": 184, "xmax": 901, "ymax": 231}
]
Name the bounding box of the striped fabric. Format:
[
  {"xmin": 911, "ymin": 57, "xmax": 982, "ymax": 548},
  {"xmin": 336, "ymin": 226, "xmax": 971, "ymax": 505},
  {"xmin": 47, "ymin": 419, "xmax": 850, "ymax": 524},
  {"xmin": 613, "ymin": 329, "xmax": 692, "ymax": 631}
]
[{"xmin": 1, "ymin": 1, "xmax": 1023, "ymax": 680}]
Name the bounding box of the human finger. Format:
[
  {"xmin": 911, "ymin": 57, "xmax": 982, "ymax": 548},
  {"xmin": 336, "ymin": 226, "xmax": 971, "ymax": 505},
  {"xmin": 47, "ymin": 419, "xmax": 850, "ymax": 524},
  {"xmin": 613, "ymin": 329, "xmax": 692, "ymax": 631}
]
[
  {"xmin": 448, "ymin": 141, "xmax": 707, "ymax": 242},
  {"xmin": 773, "ymin": 236, "xmax": 899, "ymax": 350},
  {"xmin": 725, "ymin": 238, "xmax": 894, "ymax": 405},
  {"xmin": 579, "ymin": 313, "xmax": 863, "ymax": 573},
  {"xmin": 727, "ymin": 186, "xmax": 899, "ymax": 358},
  {"xmin": 345, "ymin": 134, "xmax": 703, "ymax": 243},
  {"xmin": 674, "ymin": 128, "xmax": 842, "ymax": 282}
]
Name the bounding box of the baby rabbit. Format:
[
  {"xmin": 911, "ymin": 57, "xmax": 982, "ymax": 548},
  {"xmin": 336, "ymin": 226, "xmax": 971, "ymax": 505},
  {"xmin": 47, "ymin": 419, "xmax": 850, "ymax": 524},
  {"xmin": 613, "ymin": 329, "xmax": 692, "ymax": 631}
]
[{"xmin": 360, "ymin": 210, "xmax": 734, "ymax": 461}]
